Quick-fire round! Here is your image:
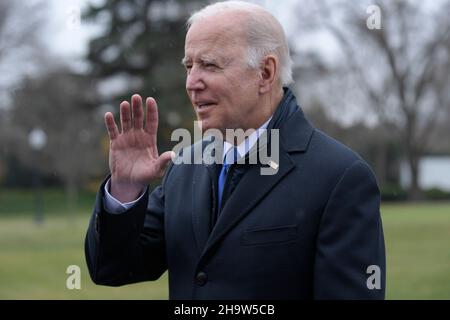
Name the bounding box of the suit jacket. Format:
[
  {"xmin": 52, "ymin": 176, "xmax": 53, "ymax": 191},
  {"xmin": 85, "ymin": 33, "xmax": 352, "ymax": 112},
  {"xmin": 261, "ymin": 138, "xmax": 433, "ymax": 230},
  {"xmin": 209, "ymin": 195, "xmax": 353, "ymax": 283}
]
[{"xmin": 85, "ymin": 88, "xmax": 386, "ymax": 299}]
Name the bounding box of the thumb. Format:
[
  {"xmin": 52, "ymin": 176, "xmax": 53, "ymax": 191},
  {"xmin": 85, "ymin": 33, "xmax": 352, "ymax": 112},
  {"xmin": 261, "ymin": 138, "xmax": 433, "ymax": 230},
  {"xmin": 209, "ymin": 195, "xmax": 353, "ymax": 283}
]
[{"xmin": 155, "ymin": 151, "xmax": 176, "ymax": 176}]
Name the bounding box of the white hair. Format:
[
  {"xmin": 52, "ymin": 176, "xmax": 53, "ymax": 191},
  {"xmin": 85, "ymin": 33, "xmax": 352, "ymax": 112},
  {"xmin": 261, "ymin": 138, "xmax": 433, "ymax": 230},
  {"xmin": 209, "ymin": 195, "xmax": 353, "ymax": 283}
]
[{"xmin": 187, "ymin": 1, "xmax": 293, "ymax": 86}]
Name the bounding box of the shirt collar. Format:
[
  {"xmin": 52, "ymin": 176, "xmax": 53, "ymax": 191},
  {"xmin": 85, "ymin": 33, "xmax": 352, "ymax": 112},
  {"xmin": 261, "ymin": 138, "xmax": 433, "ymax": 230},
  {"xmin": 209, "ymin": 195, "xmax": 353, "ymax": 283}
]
[{"xmin": 222, "ymin": 116, "xmax": 272, "ymax": 164}]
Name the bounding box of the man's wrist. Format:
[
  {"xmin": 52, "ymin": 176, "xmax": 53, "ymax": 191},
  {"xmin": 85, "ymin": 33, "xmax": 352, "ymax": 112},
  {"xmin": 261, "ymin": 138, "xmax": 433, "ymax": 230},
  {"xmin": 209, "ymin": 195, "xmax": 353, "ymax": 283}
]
[
  {"xmin": 104, "ymin": 179, "xmax": 146, "ymax": 214},
  {"xmin": 110, "ymin": 179, "xmax": 145, "ymax": 203}
]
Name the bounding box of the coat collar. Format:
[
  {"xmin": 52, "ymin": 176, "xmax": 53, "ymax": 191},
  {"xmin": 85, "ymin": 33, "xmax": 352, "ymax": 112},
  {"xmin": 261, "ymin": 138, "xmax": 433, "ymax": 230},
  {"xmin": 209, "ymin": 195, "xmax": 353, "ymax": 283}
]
[{"xmin": 268, "ymin": 87, "xmax": 314, "ymax": 153}]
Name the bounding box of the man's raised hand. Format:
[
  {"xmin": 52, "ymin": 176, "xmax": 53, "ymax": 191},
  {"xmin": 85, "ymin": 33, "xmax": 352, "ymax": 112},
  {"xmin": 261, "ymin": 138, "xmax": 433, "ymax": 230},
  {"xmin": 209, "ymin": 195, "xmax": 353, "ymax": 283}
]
[{"xmin": 105, "ymin": 94, "xmax": 174, "ymax": 203}]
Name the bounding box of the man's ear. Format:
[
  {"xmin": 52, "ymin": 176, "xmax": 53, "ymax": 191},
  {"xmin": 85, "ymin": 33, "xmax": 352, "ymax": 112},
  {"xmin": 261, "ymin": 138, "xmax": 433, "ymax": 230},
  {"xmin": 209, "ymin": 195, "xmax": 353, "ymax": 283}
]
[{"xmin": 259, "ymin": 55, "xmax": 278, "ymax": 94}]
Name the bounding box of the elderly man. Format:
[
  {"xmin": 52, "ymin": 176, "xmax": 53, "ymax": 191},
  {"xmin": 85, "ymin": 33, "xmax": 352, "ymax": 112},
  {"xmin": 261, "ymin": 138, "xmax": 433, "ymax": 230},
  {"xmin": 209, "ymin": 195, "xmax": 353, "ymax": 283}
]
[{"xmin": 85, "ymin": 1, "xmax": 386, "ymax": 299}]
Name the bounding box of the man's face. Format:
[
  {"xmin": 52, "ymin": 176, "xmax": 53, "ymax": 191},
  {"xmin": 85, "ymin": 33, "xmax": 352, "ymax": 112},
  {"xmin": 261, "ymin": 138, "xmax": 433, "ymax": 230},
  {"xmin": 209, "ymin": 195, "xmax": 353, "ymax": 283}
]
[{"xmin": 183, "ymin": 15, "xmax": 262, "ymax": 134}]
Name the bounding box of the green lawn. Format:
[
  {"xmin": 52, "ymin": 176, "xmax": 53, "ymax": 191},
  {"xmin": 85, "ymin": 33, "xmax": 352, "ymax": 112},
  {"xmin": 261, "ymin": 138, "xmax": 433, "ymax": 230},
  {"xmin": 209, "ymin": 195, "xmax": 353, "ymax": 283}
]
[
  {"xmin": 382, "ymin": 202, "xmax": 450, "ymax": 299},
  {"xmin": 0, "ymin": 191, "xmax": 449, "ymax": 299},
  {"xmin": 0, "ymin": 215, "xmax": 168, "ymax": 299}
]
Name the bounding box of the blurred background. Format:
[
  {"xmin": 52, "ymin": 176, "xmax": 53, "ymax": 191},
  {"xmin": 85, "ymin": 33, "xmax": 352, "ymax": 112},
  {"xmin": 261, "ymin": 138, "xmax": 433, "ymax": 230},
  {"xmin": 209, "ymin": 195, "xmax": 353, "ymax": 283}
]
[{"xmin": 0, "ymin": 0, "xmax": 449, "ymax": 299}]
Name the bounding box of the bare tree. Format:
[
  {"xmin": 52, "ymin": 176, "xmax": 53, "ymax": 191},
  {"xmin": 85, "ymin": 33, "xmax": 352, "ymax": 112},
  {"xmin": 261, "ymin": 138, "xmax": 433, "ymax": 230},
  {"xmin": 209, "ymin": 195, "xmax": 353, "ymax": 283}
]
[
  {"xmin": 0, "ymin": 0, "xmax": 48, "ymax": 95},
  {"xmin": 9, "ymin": 68, "xmax": 105, "ymax": 214},
  {"xmin": 0, "ymin": 0, "xmax": 50, "ymax": 188},
  {"xmin": 293, "ymin": 0, "xmax": 450, "ymax": 199}
]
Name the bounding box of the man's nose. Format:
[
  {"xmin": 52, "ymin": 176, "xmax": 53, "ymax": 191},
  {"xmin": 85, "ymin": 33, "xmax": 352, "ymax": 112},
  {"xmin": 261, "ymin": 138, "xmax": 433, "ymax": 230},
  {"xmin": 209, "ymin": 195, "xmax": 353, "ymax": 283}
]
[{"xmin": 186, "ymin": 66, "xmax": 206, "ymax": 92}]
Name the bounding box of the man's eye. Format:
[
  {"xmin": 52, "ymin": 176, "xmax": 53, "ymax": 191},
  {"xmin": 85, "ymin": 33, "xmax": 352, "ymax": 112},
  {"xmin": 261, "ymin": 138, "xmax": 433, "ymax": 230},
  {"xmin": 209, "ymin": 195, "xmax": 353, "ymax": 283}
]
[{"xmin": 204, "ymin": 63, "xmax": 218, "ymax": 70}]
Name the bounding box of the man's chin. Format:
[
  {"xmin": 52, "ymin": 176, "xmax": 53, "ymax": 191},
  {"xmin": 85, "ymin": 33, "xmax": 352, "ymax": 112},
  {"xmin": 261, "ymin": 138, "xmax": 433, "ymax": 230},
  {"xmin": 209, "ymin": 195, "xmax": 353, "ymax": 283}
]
[{"xmin": 195, "ymin": 120, "xmax": 225, "ymax": 136}]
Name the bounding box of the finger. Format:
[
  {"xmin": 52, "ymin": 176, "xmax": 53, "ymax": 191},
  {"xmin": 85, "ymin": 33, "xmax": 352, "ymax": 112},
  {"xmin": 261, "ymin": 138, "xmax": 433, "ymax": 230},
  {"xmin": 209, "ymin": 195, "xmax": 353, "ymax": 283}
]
[
  {"xmin": 154, "ymin": 151, "xmax": 176, "ymax": 177},
  {"xmin": 120, "ymin": 101, "xmax": 132, "ymax": 133},
  {"xmin": 104, "ymin": 112, "xmax": 119, "ymax": 140},
  {"xmin": 145, "ymin": 97, "xmax": 159, "ymax": 151},
  {"xmin": 132, "ymin": 94, "xmax": 143, "ymax": 130}
]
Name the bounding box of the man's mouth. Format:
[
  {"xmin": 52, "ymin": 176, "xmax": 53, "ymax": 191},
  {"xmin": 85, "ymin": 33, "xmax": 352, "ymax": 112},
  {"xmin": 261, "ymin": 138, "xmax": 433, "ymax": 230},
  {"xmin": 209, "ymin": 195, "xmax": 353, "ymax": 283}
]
[{"xmin": 196, "ymin": 102, "xmax": 216, "ymax": 111}]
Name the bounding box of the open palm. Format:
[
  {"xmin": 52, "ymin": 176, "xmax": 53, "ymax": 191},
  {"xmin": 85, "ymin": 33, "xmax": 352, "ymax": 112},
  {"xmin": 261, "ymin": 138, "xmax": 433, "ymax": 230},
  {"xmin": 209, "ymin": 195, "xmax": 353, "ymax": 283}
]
[{"xmin": 105, "ymin": 94, "xmax": 173, "ymax": 202}]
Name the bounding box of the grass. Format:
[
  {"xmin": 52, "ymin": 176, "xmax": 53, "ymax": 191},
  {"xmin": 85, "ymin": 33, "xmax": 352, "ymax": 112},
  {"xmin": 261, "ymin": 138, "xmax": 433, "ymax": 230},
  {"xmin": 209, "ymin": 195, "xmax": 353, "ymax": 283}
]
[
  {"xmin": 0, "ymin": 215, "xmax": 168, "ymax": 299},
  {"xmin": 0, "ymin": 189, "xmax": 449, "ymax": 299},
  {"xmin": 0, "ymin": 189, "xmax": 168, "ymax": 299},
  {"xmin": 382, "ymin": 202, "xmax": 450, "ymax": 299}
]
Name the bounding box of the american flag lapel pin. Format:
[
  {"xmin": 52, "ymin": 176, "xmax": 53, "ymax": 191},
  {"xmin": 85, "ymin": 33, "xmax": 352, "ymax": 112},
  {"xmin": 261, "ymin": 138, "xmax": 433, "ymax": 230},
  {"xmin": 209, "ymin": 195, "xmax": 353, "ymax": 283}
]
[{"xmin": 267, "ymin": 160, "xmax": 279, "ymax": 170}]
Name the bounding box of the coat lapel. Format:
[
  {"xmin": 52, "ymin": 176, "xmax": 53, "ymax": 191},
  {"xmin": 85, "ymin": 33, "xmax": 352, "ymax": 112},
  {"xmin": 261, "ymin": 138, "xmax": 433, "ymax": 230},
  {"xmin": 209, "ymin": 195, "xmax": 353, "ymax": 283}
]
[
  {"xmin": 201, "ymin": 140, "xmax": 295, "ymax": 257},
  {"xmin": 191, "ymin": 164, "xmax": 214, "ymax": 255},
  {"xmin": 191, "ymin": 140, "xmax": 222, "ymax": 254}
]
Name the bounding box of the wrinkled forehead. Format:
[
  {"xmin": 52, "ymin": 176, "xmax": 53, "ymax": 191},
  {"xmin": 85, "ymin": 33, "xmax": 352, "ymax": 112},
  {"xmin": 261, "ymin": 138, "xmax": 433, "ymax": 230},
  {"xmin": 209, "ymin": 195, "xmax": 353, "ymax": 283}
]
[{"xmin": 184, "ymin": 15, "xmax": 248, "ymax": 59}]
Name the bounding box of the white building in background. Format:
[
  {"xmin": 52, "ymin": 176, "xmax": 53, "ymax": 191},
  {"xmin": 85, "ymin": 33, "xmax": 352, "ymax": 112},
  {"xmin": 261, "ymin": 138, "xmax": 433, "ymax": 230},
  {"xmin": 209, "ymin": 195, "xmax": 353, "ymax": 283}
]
[{"xmin": 400, "ymin": 156, "xmax": 450, "ymax": 191}]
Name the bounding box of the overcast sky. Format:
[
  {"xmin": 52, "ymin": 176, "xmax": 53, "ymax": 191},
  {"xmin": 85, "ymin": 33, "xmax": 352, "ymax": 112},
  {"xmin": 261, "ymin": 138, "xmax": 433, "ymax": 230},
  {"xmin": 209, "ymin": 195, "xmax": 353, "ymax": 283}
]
[{"xmin": 45, "ymin": 0, "xmax": 102, "ymax": 65}]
